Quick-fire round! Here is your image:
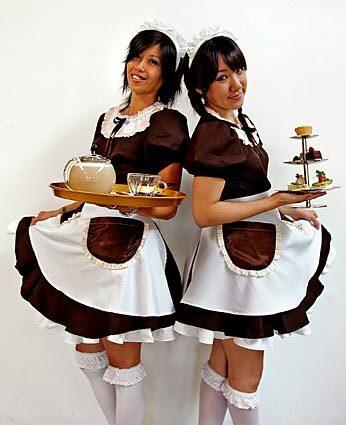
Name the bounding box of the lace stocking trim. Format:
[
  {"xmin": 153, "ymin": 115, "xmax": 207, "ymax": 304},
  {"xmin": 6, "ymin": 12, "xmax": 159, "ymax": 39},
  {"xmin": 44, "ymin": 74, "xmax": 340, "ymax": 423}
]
[
  {"xmin": 201, "ymin": 362, "xmax": 226, "ymax": 392},
  {"xmin": 103, "ymin": 363, "xmax": 147, "ymax": 386},
  {"xmin": 71, "ymin": 350, "xmax": 108, "ymax": 370},
  {"xmin": 222, "ymin": 382, "xmax": 260, "ymax": 409}
]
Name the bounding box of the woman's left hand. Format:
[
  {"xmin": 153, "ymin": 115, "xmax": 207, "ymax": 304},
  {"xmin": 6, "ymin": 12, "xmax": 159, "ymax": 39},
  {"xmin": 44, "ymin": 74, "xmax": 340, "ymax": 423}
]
[
  {"xmin": 116, "ymin": 206, "xmax": 139, "ymax": 215},
  {"xmin": 282, "ymin": 206, "xmax": 320, "ymax": 229},
  {"xmin": 92, "ymin": 204, "xmax": 138, "ymax": 214}
]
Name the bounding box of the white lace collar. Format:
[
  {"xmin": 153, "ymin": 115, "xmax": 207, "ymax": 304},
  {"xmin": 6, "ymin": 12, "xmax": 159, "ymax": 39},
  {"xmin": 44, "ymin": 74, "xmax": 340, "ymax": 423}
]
[
  {"xmin": 205, "ymin": 106, "xmax": 242, "ymax": 127},
  {"xmin": 101, "ymin": 101, "xmax": 166, "ymax": 138},
  {"xmin": 205, "ymin": 106, "xmax": 255, "ymax": 146}
]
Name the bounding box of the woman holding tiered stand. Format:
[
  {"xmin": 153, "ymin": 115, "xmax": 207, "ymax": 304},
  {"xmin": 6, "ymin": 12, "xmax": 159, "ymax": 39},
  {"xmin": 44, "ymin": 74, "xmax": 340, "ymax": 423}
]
[{"xmin": 174, "ymin": 28, "xmax": 336, "ymax": 425}]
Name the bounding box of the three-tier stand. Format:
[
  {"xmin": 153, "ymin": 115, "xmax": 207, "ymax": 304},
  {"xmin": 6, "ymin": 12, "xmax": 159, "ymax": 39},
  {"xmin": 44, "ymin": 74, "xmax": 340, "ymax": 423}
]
[{"xmin": 284, "ymin": 133, "xmax": 328, "ymax": 208}]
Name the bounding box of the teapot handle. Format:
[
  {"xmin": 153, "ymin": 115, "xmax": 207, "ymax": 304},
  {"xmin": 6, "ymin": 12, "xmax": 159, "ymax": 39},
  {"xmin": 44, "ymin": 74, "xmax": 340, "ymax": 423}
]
[{"xmin": 63, "ymin": 158, "xmax": 76, "ymax": 189}]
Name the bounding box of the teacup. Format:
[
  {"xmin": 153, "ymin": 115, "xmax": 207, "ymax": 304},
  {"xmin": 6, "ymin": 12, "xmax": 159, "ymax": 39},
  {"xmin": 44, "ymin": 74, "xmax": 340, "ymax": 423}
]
[{"xmin": 127, "ymin": 173, "xmax": 167, "ymax": 196}]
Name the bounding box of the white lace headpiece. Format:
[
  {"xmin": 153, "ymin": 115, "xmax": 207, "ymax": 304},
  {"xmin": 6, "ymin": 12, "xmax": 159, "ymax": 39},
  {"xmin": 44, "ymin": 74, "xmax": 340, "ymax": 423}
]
[
  {"xmin": 187, "ymin": 26, "xmax": 237, "ymax": 67},
  {"xmin": 139, "ymin": 20, "xmax": 187, "ymax": 70}
]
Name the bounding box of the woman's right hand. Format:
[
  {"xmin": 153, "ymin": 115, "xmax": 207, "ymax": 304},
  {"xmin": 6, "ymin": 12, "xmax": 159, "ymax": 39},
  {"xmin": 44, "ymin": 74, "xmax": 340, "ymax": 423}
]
[
  {"xmin": 271, "ymin": 191, "xmax": 326, "ymax": 207},
  {"xmin": 31, "ymin": 209, "xmax": 62, "ymax": 226}
]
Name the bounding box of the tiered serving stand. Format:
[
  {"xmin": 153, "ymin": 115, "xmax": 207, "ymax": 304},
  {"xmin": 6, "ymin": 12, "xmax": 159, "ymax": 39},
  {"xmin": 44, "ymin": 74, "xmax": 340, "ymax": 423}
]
[{"xmin": 283, "ymin": 132, "xmax": 328, "ymax": 208}]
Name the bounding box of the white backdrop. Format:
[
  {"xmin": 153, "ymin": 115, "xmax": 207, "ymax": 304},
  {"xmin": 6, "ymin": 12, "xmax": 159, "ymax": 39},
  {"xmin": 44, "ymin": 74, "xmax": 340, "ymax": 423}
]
[{"xmin": 1, "ymin": 0, "xmax": 346, "ymax": 424}]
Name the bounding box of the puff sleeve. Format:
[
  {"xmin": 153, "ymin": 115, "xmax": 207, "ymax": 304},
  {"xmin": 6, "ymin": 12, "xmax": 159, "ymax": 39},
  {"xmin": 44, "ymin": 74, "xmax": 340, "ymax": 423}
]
[
  {"xmin": 185, "ymin": 121, "xmax": 246, "ymax": 178},
  {"xmin": 145, "ymin": 109, "xmax": 189, "ymax": 172}
]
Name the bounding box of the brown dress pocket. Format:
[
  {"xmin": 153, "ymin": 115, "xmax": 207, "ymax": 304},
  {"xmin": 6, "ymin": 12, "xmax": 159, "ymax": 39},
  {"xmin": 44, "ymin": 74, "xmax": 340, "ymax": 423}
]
[
  {"xmin": 83, "ymin": 217, "xmax": 148, "ymax": 269},
  {"xmin": 217, "ymin": 221, "xmax": 280, "ymax": 276}
]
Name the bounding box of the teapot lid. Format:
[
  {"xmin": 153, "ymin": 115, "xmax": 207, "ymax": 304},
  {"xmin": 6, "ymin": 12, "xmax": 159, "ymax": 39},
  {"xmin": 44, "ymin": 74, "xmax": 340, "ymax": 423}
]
[{"xmin": 77, "ymin": 154, "xmax": 111, "ymax": 164}]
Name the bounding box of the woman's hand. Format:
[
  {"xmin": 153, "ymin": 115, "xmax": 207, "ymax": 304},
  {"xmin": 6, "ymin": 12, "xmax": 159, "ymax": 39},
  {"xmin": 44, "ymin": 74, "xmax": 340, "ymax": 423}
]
[
  {"xmin": 270, "ymin": 191, "xmax": 326, "ymax": 208},
  {"xmin": 292, "ymin": 208, "xmax": 320, "ymax": 229},
  {"xmin": 30, "ymin": 201, "xmax": 82, "ymax": 226},
  {"xmin": 31, "ymin": 209, "xmax": 62, "ymax": 226},
  {"xmin": 280, "ymin": 206, "xmax": 321, "ymax": 229},
  {"xmin": 93, "ymin": 204, "xmax": 139, "ymax": 215},
  {"xmin": 117, "ymin": 206, "xmax": 138, "ymax": 215},
  {"xmin": 90, "ymin": 204, "xmax": 138, "ymax": 215}
]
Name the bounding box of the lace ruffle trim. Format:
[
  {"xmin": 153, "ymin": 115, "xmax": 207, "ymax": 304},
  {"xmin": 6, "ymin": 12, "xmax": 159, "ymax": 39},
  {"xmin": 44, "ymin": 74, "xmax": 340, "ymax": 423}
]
[
  {"xmin": 188, "ymin": 26, "xmax": 237, "ymax": 66},
  {"xmin": 81, "ymin": 218, "xmax": 149, "ymax": 270},
  {"xmin": 222, "ymin": 382, "xmax": 260, "ymax": 409},
  {"xmin": 71, "ymin": 350, "xmax": 108, "ymax": 370},
  {"xmin": 216, "ymin": 224, "xmax": 282, "ymax": 277},
  {"xmin": 103, "ymin": 363, "xmax": 147, "ymax": 386},
  {"xmin": 201, "ymin": 362, "xmax": 226, "ymax": 392},
  {"xmin": 205, "ymin": 107, "xmax": 256, "ymax": 146},
  {"xmin": 101, "ymin": 102, "xmax": 166, "ymax": 138},
  {"xmin": 140, "ymin": 21, "xmax": 186, "ymax": 67},
  {"xmin": 56, "ymin": 212, "xmax": 81, "ymax": 228}
]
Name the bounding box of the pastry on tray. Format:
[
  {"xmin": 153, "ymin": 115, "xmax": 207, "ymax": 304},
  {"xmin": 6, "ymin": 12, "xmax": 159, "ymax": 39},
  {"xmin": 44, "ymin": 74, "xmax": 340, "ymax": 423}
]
[
  {"xmin": 288, "ymin": 174, "xmax": 309, "ymax": 190},
  {"xmin": 295, "ymin": 126, "xmax": 312, "ymax": 136},
  {"xmin": 311, "ymin": 170, "xmax": 333, "ymax": 189},
  {"xmin": 292, "ymin": 154, "xmax": 304, "ymax": 162},
  {"xmin": 293, "ymin": 147, "xmax": 323, "ymax": 162},
  {"xmin": 306, "ymin": 147, "xmax": 322, "ymax": 161}
]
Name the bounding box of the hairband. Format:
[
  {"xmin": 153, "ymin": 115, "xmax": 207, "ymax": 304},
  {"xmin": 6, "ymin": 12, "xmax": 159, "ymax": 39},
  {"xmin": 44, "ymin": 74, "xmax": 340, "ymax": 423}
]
[
  {"xmin": 138, "ymin": 20, "xmax": 187, "ymax": 70},
  {"xmin": 187, "ymin": 26, "xmax": 237, "ymax": 67}
]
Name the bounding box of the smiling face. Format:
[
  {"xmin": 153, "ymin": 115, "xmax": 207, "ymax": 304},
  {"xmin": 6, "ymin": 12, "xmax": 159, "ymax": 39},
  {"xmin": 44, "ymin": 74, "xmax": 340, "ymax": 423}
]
[
  {"xmin": 126, "ymin": 44, "xmax": 163, "ymax": 99},
  {"xmin": 203, "ymin": 53, "xmax": 247, "ymax": 113}
]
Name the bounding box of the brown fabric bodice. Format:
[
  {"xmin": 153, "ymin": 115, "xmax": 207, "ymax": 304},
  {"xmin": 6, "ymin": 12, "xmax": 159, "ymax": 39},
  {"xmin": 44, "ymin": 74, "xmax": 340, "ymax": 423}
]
[
  {"xmin": 92, "ymin": 108, "xmax": 189, "ymax": 183},
  {"xmin": 185, "ymin": 113, "xmax": 271, "ymax": 200}
]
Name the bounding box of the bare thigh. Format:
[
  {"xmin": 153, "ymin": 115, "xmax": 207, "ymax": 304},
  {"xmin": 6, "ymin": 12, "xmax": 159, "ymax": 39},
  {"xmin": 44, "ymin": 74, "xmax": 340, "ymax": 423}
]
[
  {"xmin": 102, "ymin": 339, "xmax": 142, "ymax": 369},
  {"xmin": 209, "ymin": 338, "xmax": 227, "ymax": 377},
  {"xmin": 222, "ymin": 339, "xmax": 264, "ymax": 393},
  {"xmin": 76, "ymin": 341, "xmax": 105, "ymax": 353}
]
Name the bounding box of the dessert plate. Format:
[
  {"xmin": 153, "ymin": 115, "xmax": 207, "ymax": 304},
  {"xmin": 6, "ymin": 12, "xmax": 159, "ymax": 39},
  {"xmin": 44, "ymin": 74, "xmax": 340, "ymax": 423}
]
[
  {"xmin": 289, "ymin": 135, "xmax": 319, "ymax": 140},
  {"xmin": 283, "ymin": 159, "xmax": 328, "ymax": 165},
  {"xmin": 276, "ymin": 185, "xmax": 340, "ymax": 194}
]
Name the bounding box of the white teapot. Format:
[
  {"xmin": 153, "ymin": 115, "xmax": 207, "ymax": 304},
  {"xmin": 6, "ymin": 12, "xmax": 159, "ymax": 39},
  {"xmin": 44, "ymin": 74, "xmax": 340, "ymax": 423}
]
[{"xmin": 63, "ymin": 154, "xmax": 116, "ymax": 194}]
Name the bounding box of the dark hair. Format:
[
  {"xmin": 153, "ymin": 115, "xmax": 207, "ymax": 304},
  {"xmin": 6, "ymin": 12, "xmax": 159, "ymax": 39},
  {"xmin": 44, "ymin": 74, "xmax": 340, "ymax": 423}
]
[
  {"xmin": 185, "ymin": 36, "xmax": 247, "ymax": 116},
  {"xmin": 122, "ymin": 30, "xmax": 185, "ymax": 105}
]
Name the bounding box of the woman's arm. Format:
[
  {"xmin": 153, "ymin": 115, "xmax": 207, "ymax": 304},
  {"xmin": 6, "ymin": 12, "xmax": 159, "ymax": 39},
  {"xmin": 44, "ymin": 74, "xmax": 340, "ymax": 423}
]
[
  {"xmin": 192, "ymin": 176, "xmax": 326, "ymax": 228},
  {"xmin": 31, "ymin": 201, "xmax": 83, "ymax": 225},
  {"xmin": 62, "ymin": 201, "xmax": 83, "ymax": 213}
]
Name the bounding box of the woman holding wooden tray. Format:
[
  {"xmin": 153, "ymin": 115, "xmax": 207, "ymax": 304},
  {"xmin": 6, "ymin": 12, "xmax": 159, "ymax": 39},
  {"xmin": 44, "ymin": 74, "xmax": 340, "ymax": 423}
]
[
  {"xmin": 174, "ymin": 29, "xmax": 335, "ymax": 425},
  {"xmin": 13, "ymin": 22, "xmax": 188, "ymax": 425}
]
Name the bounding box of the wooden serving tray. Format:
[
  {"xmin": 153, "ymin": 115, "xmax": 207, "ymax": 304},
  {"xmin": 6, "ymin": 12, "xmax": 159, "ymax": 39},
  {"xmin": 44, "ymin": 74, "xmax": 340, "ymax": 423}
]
[{"xmin": 50, "ymin": 182, "xmax": 187, "ymax": 207}]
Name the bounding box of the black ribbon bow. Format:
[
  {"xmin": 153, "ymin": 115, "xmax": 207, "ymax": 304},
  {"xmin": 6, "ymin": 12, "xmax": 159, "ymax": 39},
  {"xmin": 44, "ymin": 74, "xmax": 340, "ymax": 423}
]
[{"xmin": 103, "ymin": 116, "xmax": 127, "ymax": 157}]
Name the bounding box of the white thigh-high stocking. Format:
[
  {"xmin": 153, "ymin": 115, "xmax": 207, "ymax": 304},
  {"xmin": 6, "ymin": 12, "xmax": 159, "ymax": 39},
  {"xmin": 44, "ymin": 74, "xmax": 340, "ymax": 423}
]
[
  {"xmin": 103, "ymin": 363, "xmax": 147, "ymax": 425},
  {"xmin": 198, "ymin": 362, "xmax": 227, "ymax": 425},
  {"xmin": 222, "ymin": 382, "xmax": 260, "ymax": 425},
  {"xmin": 72, "ymin": 350, "xmax": 116, "ymax": 424}
]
